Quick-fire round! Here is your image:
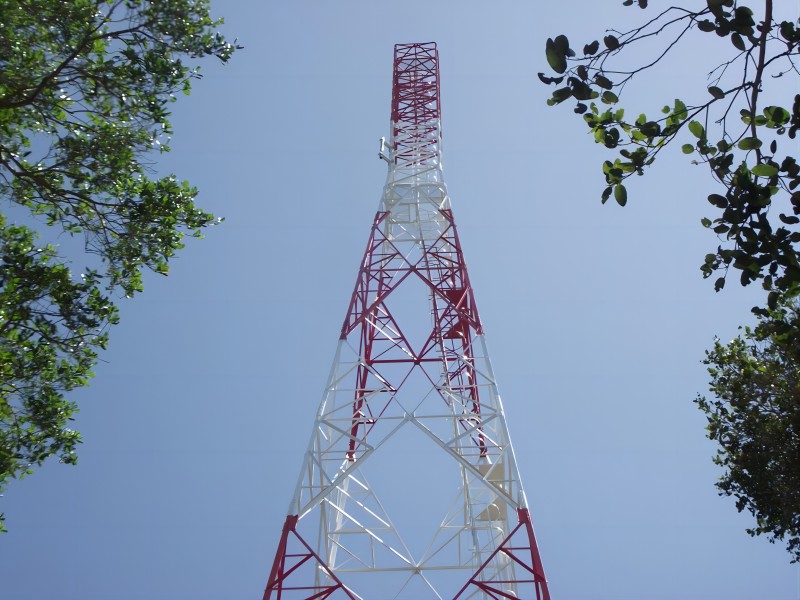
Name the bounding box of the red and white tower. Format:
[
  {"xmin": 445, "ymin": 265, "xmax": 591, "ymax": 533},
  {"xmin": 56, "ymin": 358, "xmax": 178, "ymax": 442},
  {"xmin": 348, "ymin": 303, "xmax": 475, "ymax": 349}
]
[{"xmin": 263, "ymin": 42, "xmax": 550, "ymax": 600}]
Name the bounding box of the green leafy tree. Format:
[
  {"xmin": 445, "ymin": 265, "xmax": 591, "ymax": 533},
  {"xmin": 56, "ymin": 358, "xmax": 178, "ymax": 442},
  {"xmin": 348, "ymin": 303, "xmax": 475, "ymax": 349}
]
[
  {"xmin": 540, "ymin": 0, "xmax": 799, "ymax": 560},
  {"xmin": 541, "ymin": 0, "xmax": 799, "ymax": 299},
  {"xmin": 696, "ymin": 296, "xmax": 800, "ymax": 562},
  {"xmin": 0, "ymin": 0, "xmax": 239, "ymax": 527}
]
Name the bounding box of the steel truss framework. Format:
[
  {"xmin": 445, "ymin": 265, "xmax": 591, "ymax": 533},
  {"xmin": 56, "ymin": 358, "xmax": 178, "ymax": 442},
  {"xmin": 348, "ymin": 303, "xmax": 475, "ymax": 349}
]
[{"xmin": 263, "ymin": 42, "xmax": 550, "ymax": 600}]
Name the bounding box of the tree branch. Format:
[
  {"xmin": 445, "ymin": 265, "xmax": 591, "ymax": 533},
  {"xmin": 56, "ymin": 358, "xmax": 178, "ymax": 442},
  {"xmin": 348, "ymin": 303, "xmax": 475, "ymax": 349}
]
[{"xmin": 750, "ymin": 0, "xmax": 773, "ymax": 163}]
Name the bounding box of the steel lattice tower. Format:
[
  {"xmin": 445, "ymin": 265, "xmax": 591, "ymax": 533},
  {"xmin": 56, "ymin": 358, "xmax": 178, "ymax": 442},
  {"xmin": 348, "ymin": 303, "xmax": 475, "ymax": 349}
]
[{"xmin": 263, "ymin": 43, "xmax": 550, "ymax": 600}]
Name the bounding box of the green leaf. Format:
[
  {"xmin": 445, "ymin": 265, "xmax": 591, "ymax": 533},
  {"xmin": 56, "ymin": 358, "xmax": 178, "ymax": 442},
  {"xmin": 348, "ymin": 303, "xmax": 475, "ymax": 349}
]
[
  {"xmin": 673, "ymin": 98, "xmax": 688, "ymax": 121},
  {"xmin": 740, "ymin": 109, "xmax": 752, "ymax": 124},
  {"xmin": 603, "ymin": 35, "xmax": 620, "ymax": 50},
  {"xmin": 682, "ymin": 144, "xmax": 695, "ymax": 154},
  {"xmin": 738, "ymin": 137, "xmax": 762, "ymax": 150},
  {"xmin": 594, "ymin": 75, "xmax": 613, "ymax": 90},
  {"xmin": 751, "ymin": 163, "xmax": 778, "ymax": 177},
  {"xmin": 779, "ymin": 20, "xmax": 798, "ymax": 43},
  {"xmin": 546, "ymin": 37, "xmax": 568, "ymax": 74},
  {"xmin": 569, "ymin": 78, "xmax": 595, "ymax": 100},
  {"xmin": 639, "ymin": 121, "xmax": 661, "ymax": 137},
  {"xmin": 708, "ymin": 86, "xmax": 725, "ymax": 99},
  {"xmin": 601, "ymin": 91, "xmax": 619, "ymax": 104},
  {"xmin": 583, "ymin": 40, "xmax": 600, "ymax": 55},
  {"xmin": 708, "ymin": 194, "xmax": 728, "ymax": 208},
  {"xmin": 764, "ymin": 106, "xmax": 791, "ymax": 127},
  {"xmin": 614, "ymin": 184, "xmax": 628, "ymax": 206},
  {"xmin": 549, "ymin": 86, "xmax": 573, "ymax": 104},
  {"xmin": 538, "ymin": 72, "xmax": 564, "ymax": 85},
  {"xmin": 731, "ymin": 32, "xmax": 746, "ymax": 51},
  {"xmin": 697, "ymin": 19, "xmax": 716, "ymax": 32},
  {"xmin": 767, "ymin": 291, "xmax": 779, "ymax": 309},
  {"xmin": 688, "ymin": 120, "xmax": 705, "ymax": 138},
  {"xmin": 553, "ymin": 34, "xmax": 571, "ymax": 56},
  {"xmin": 601, "ymin": 185, "xmax": 612, "ymax": 204}
]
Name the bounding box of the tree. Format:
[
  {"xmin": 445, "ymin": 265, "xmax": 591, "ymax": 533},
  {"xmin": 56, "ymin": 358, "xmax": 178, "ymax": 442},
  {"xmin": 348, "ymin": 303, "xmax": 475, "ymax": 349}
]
[
  {"xmin": 540, "ymin": 0, "xmax": 799, "ymax": 300},
  {"xmin": 696, "ymin": 296, "xmax": 800, "ymax": 562},
  {"xmin": 0, "ymin": 0, "xmax": 239, "ymax": 527},
  {"xmin": 540, "ymin": 0, "xmax": 799, "ymax": 560}
]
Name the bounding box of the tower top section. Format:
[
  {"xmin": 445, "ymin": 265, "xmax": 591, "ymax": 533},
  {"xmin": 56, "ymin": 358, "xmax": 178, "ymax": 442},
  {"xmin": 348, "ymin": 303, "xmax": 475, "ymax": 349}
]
[
  {"xmin": 387, "ymin": 42, "xmax": 442, "ymax": 173},
  {"xmin": 391, "ymin": 42, "xmax": 440, "ymax": 125},
  {"xmin": 380, "ymin": 42, "xmax": 448, "ymax": 233}
]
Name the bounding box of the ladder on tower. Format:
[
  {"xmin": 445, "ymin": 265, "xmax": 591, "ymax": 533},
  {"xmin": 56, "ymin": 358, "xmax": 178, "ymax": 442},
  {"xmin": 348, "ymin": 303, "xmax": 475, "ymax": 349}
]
[{"xmin": 262, "ymin": 42, "xmax": 551, "ymax": 600}]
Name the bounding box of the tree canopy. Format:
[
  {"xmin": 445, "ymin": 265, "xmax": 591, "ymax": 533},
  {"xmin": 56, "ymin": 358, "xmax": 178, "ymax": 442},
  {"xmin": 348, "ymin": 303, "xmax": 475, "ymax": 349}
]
[
  {"xmin": 697, "ymin": 296, "xmax": 800, "ymax": 562},
  {"xmin": 541, "ymin": 0, "xmax": 799, "ymax": 561},
  {"xmin": 0, "ymin": 0, "xmax": 238, "ymax": 528},
  {"xmin": 541, "ymin": 0, "xmax": 799, "ymax": 300}
]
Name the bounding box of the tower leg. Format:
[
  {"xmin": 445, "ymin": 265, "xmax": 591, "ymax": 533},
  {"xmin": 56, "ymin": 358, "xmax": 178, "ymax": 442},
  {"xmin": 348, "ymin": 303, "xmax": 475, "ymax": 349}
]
[
  {"xmin": 264, "ymin": 515, "xmax": 357, "ymax": 600},
  {"xmin": 453, "ymin": 509, "xmax": 550, "ymax": 600}
]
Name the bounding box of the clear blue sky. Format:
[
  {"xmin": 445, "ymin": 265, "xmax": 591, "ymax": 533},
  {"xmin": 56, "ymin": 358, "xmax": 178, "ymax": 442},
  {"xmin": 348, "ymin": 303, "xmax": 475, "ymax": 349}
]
[{"xmin": 2, "ymin": 1, "xmax": 798, "ymax": 599}]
